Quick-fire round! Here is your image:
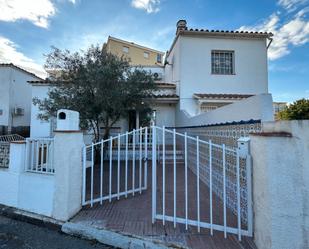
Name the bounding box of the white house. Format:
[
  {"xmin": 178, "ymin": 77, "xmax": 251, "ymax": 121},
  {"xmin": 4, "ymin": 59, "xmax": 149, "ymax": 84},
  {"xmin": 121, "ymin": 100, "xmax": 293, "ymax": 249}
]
[
  {"xmin": 165, "ymin": 20, "xmax": 272, "ymax": 118},
  {"xmin": 28, "ymin": 20, "xmax": 274, "ymax": 139},
  {"xmin": 0, "ymin": 63, "xmax": 43, "ymax": 136}
]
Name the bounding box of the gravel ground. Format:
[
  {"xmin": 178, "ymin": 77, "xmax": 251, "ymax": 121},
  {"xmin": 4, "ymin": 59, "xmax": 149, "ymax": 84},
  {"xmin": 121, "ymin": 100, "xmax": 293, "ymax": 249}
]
[{"xmin": 0, "ymin": 215, "xmax": 115, "ymax": 249}]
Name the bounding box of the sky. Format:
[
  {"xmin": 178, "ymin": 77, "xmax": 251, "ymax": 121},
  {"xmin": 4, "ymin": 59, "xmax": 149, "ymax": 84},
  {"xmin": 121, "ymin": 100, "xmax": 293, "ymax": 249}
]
[{"xmin": 0, "ymin": 0, "xmax": 308, "ymax": 103}]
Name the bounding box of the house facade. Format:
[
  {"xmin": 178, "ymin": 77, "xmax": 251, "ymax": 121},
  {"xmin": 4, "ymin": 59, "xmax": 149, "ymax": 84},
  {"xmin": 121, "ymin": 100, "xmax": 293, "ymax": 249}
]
[
  {"xmin": 0, "ymin": 63, "xmax": 43, "ymax": 136},
  {"xmin": 28, "ymin": 20, "xmax": 274, "ymax": 139},
  {"xmin": 165, "ymin": 20, "xmax": 272, "ymax": 117}
]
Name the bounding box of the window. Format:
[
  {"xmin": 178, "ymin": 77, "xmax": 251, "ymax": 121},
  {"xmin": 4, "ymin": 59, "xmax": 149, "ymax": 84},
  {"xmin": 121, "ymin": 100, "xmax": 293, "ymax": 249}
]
[
  {"xmin": 211, "ymin": 50, "xmax": 234, "ymax": 75},
  {"xmin": 123, "ymin": 46, "xmax": 129, "ymax": 53},
  {"xmin": 144, "ymin": 51, "xmax": 149, "ymax": 59},
  {"xmin": 157, "ymin": 53, "xmax": 162, "ymax": 63}
]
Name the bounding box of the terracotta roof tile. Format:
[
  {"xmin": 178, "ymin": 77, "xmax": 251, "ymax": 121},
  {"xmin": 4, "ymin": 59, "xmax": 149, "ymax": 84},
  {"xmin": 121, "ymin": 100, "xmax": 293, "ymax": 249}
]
[
  {"xmin": 193, "ymin": 93, "xmax": 254, "ymax": 100},
  {"xmin": 181, "ymin": 28, "xmax": 273, "ymax": 38}
]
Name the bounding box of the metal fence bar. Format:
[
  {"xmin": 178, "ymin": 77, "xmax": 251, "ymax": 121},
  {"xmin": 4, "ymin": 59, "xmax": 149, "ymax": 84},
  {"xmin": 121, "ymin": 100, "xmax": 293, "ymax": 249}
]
[
  {"xmin": 236, "ymin": 150, "xmax": 241, "ymax": 241},
  {"xmin": 90, "ymin": 143, "xmax": 94, "ymax": 207},
  {"xmin": 223, "ymin": 144, "xmax": 227, "ymax": 238},
  {"xmin": 152, "ymin": 126, "xmax": 157, "ymax": 224},
  {"xmin": 125, "ymin": 132, "xmax": 128, "ymax": 198},
  {"xmin": 162, "ymin": 126, "xmax": 166, "ymax": 225},
  {"xmin": 209, "ymin": 140, "xmax": 213, "ymax": 235},
  {"xmin": 173, "ymin": 128, "xmax": 176, "ymax": 228},
  {"xmin": 109, "ymin": 137, "xmax": 112, "ymax": 202},
  {"xmin": 100, "ymin": 140, "xmax": 104, "ymax": 204},
  {"xmin": 35, "ymin": 141, "xmax": 39, "ymax": 171},
  {"xmin": 185, "ymin": 132, "xmax": 188, "ymax": 230},
  {"xmin": 196, "ymin": 136, "xmax": 200, "ymax": 232},
  {"xmin": 144, "ymin": 127, "xmax": 148, "ymax": 189},
  {"xmin": 40, "ymin": 142, "xmax": 44, "ymax": 172},
  {"xmin": 139, "ymin": 130, "xmax": 142, "ymax": 194},
  {"xmin": 132, "ymin": 129, "xmax": 136, "ymax": 196},
  {"xmin": 117, "ymin": 134, "xmax": 120, "ymax": 200}
]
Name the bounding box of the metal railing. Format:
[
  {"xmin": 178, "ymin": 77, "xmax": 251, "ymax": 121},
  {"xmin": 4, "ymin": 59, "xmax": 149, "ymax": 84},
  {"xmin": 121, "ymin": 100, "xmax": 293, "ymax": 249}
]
[
  {"xmin": 0, "ymin": 134, "xmax": 24, "ymax": 142},
  {"xmin": 82, "ymin": 126, "xmax": 252, "ymax": 240},
  {"xmin": 152, "ymin": 126, "xmax": 252, "ymax": 240},
  {"xmin": 25, "ymin": 138, "xmax": 55, "ymax": 174},
  {"xmin": 83, "ymin": 127, "xmax": 149, "ymax": 206}
]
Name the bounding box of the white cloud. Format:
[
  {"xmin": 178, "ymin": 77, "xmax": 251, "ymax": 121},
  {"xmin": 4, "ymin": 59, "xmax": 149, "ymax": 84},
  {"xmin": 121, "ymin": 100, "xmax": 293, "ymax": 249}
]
[
  {"xmin": 131, "ymin": 0, "xmax": 160, "ymax": 13},
  {"xmin": 239, "ymin": 6, "xmax": 309, "ymax": 60},
  {"xmin": 0, "ymin": 36, "xmax": 47, "ymax": 78},
  {"xmin": 278, "ymin": 0, "xmax": 308, "ymax": 12},
  {"xmin": 0, "ymin": 0, "xmax": 56, "ymax": 28}
]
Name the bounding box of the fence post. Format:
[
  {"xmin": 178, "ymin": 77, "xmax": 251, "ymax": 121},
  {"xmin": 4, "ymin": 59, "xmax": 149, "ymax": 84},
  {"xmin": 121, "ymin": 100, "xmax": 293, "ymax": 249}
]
[
  {"xmin": 237, "ymin": 137, "xmax": 253, "ymax": 236},
  {"xmin": 152, "ymin": 126, "xmax": 157, "ymax": 224},
  {"xmin": 52, "ymin": 130, "xmax": 83, "ymax": 222}
]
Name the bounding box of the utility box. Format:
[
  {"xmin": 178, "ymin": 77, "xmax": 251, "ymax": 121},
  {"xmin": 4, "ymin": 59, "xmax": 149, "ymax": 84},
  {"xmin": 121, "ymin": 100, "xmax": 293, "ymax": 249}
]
[
  {"xmin": 237, "ymin": 137, "xmax": 250, "ymax": 158},
  {"xmin": 56, "ymin": 109, "xmax": 79, "ymax": 131}
]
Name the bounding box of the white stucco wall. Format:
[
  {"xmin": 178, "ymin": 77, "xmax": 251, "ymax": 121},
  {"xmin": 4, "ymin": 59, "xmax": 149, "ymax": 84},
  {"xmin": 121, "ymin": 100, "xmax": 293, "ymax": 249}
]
[
  {"xmin": 0, "ymin": 129, "xmax": 84, "ymax": 221},
  {"xmin": 164, "ymin": 38, "xmax": 181, "ymax": 95},
  {"xmin": 0, "ymin": 66, "xmax": 41, "ymax": 130},
  {"xmin": 250, "ymin": 121, "xmax": 309, "ymax": 249},
  {"xmin": 164, "ymin": 35, "xmax": 269, "ymax": 116},
  {"xmin": 175, "ymin": 93, "xmax": 273, "ymax": 126},
  {"xmin": 154, "ymin": 103, "xmax": 176, "ymax": 127},
  {"xmin": 30, "ymin": 84, "xmax": 52, "ymax": 137},
  {"xmin": 0, "ymin": 142, "xmax": 55, "ymax": 217},
  {"xmin": 18, "ymin": 173, "xmax": 55, "ymax": 216},
  {"xmin": 0, "ymin": 68, "xmax": 10, "ymax": 127}
]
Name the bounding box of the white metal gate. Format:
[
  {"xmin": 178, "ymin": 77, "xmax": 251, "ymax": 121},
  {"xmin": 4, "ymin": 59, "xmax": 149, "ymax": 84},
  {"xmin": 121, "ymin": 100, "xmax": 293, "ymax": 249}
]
[
  {"xmin": 82, "ymin": 126, "xmax": 252, "ymax": 240},
  {"xmin": 82, "ymin": 127, "xmax": 149, "ymax": 206}
]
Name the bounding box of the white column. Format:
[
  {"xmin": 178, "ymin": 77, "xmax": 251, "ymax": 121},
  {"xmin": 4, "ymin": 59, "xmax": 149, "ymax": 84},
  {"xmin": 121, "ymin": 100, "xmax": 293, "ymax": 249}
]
[{"xmin": 52, "ymin": 130, "xmax": 84, "ymax": 222}]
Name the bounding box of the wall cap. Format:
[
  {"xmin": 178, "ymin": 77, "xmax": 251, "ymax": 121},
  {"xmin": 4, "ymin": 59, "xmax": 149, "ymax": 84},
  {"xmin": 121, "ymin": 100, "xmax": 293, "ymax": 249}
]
[
  {"xmin": 10, "ymin": 140, "xmax": 26, "ymax": 144},
  {"xmin": 249, "ymin": 131, "xmax": 292, "ymax": 137},
  {"xmin": 53, "ymin": 130, "xmax": 83, "ymax": 133}
]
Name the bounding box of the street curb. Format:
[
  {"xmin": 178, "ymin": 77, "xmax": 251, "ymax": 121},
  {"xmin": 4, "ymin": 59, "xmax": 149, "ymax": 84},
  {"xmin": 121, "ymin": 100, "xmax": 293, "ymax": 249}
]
[
  {"xmin": 0, "ymin": 204, "xmax": 63, "ymax": 231},
  {"xmin": 62, "ymin": 222, "xmax": 186, "ymax": 249}
]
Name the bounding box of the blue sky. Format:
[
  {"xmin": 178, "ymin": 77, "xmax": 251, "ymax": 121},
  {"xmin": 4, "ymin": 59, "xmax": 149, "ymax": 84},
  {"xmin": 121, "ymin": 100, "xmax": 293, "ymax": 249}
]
[{"xmin": 0, "ymin": 0, "xmax": 308, "ymax": 102}]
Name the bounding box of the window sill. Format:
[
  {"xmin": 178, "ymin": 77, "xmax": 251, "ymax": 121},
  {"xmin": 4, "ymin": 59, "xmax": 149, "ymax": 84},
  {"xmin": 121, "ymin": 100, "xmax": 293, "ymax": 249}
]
[{"xmin": 211, "ymin": 73, "xmax": 236, "ymax": 76}]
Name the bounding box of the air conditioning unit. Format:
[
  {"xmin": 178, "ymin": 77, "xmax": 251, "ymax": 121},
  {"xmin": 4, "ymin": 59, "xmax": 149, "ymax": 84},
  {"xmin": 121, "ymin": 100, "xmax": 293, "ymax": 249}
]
[
  {"xmin": 13, "ymin": 107, "xmax": 24, "ymax": 116},
  {"xmin": 153, "ymin": 72, "xmax": 163, "ymax": 81}
]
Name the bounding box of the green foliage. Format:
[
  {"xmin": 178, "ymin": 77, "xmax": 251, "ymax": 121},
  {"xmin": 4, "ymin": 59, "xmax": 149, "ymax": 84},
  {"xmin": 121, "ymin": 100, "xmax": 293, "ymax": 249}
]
[
  {"xmin": 277, "ymin": 98, "xmax": 309, "ymax": 120},
  {"xmin": 34, "ymin": 45, "xmax": 157, "ymax": 141}
]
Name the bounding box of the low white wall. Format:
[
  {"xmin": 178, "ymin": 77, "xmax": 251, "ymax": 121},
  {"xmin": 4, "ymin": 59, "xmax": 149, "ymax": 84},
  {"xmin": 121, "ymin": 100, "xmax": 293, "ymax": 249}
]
[
  {"xmin": 18, "ymin": 173, "xmax": 54, "ymax": 216},
  {"xmin": 250, "ymin": 120, "xmax": 309, "ymax": 249},
  {"xmin": 175, "ymin": 94, "xmax": 274, "ymax": 127},
  {"xmin": 0, "ymin": 142, "xmax": 55, "ymax": 217}
]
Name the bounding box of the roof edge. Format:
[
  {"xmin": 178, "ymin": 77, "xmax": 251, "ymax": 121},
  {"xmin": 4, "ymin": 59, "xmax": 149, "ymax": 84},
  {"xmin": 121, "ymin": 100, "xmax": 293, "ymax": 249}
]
[
  {"xmin": 0, "ymin": 63, "xmax": 44, "ymax": 80},
  {"xmin": 107, "ymin": 36, "xmax": 165, "ymax": 55}
]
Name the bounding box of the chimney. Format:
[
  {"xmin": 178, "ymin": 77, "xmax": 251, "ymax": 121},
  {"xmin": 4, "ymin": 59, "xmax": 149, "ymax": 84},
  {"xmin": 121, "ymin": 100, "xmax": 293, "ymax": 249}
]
[{"xmin": 176, "ymin": 20, "xmax": 187, "ymax": 35}]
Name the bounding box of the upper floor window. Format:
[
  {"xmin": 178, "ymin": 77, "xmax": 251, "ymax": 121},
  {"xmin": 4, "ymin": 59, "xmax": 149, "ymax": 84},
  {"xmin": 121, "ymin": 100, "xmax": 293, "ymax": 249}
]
[
  {"xmin": 144, "ymin": 51, "xmax": 149, "ymax": 59},
  {"xmin": 157, "ymin": 53, "xmax": 162, "ymax": 63},
  {"xmin": 211, "ymin": 50, "xmax": 234, "ymax": 75},
  {"xmin": 123, "ymin": 46, "xmax": 129, "ymax": 53}
]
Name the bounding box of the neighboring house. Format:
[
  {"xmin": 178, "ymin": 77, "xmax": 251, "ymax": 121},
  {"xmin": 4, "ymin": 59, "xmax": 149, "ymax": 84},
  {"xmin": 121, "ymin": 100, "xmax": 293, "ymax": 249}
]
[
  {"xmin": 28, "ymin": 20, "xmax": 274, "ymax": 139},
  {"xmin": 0, "ymin": 63, "xmax": 43, "ymax": 137},
  {"xmin": 104, "ymin": 36, "xmax": 165, "ymax": 67},
  {"xmin": 273, "ymin": 101, "xmax": 287, "ymax": 119}
]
